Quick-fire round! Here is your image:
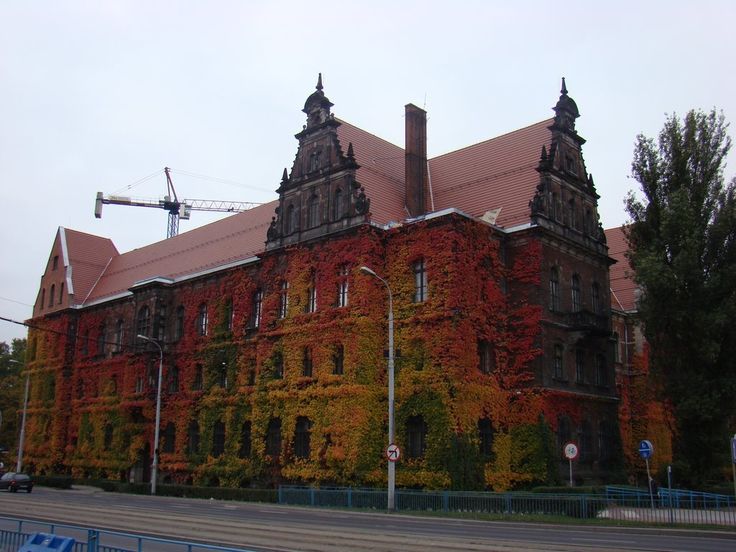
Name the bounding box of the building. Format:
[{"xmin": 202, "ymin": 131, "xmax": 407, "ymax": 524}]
[{"xmin": 25, "ymin": 77, "xmax": 622, "ymax": 490}]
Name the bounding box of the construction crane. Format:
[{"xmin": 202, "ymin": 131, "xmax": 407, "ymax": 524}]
[{"xmin": 95, "ymin": 167, "xmax": 261, "ymax": 238}]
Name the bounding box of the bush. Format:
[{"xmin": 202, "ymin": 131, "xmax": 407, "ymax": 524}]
[
  {"xmin": 531, "ymin": 485, "xmax": 604, "ymax": 494},
  {"xmin": 86, "ymin": 479, "xmax": 278, "ymax": 503},
  {"xmin": 34, "ymin": 475, "xmax": 73, "ymax": 489}
]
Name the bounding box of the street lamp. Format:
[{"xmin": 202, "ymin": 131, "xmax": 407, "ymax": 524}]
[
  {"xmin": 359, "ymin": 266, "xmax": 396, "ymax": 512},
  {"xmin": 9, "ymin": 360, "xmax": 28, "ymax": 473},
  {"xmin": 137, "ymin": 334, "xmax": 163, "ymax": 495}
]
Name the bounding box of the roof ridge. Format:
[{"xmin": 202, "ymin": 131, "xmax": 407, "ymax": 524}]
[{"xmin": 335, "ymin": 118, "xmax": 404, "ymax": 151}]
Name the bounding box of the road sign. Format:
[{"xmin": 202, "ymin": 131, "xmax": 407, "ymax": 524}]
[
  {"xmin": 639, "ymin": 439, "xmax": 654, "ymax": 460},
  {"xmin": 386, "ymin": 443, "xmax": 400, "ymax": 462},
  {"xmin": 563, "ymin": 442, "xmax": 579, "ymax": 460},
  {"xmin": 731, "ymin": 435, "xmax": 736, "ymax": 464}
]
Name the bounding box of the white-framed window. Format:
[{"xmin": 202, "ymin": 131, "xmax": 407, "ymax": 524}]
[
  {"xmin": 278, "ymin": 281, "xmax": 289, "ymax": 319},
  {"xmin": 250, "ymin": 290, "xmax": 262, "ymax": 328},
  {"xmin": 413, "ymin": 259, "xmax": 428, "ymax": 303},
  {"xmin": 196, "ymin": 303, "xmax": 208, "ymax": 336},
  {"xmin": 337, "ymin": 265, "xmax": 349, "ymax": 307}
]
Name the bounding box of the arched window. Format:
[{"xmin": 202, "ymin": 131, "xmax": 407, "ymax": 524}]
[
  {"xmin": 250, "ymin": 290, "xmax": 262, "ymax": 328},
  {"xmin": 266, "ymin": 417, "xmax": 281, "ymax": 458},
  {"xmin": 294, "ymin": 416, "xmax": 312, "ymax": 459},
  {"xmin": 59, "ymin": 282, "xmax": 64, "ymax": 304},
  {"xmin": 336, "ymin": 265, "xmax": 349, "ymax": 308},
  {"xmin": 212, "ymin": 420, "xmax": 225, "ymax": 457},
  {"xmin": 113, "ymin": 319, "xmax": 124, "ymax": 353},
  {"xmin": 553, "ymin": 344, "xmax": 564, "ymax": 380},
  {"xmin": 238, "ymin": 421, "xmax": 251, "ymax": 458},
  {"xmin": 613, "ymin": 332, "xmax": 621, "ymax": 363},
  {"xmin": 332, "ymin": 188, "xmax": 343, "ymax": 220},
  {"xmin": 478, "ymin": 418, "xmax": 494, "ymax": 458},
  {"xmin": 591, "ymin": 281, "xmax": 601, "ymax": 314},
  {"xmin": 168, "ymin": 365, "xmax": 180, "ymax": 393},
  {"xmin": 571, "ymin": 274, "xmax": 581, "ymax": 312},
  {"xmin": 413, "ymin": 259, "xmax": 428, "ymax": 303},
  {"xmin": 137, "ymin": 305, "xmax": 151, "ymax": 337},
  {"xmin": 549, "ymin": 267, "xmax": 560, "ymax": 311},
  {"xmin": 187, "ymin": 421, "xmax": 200, "ymax": 454},
  {"xmin": 196, "ymin": 303, "xmax": 208, "ymax": 336},
  {"xmin": 40, "ymin": 288, "xmax": 46, "ymax": 309},
  {"xmin": 162, "ymin": 422, "xmax": 176, "ymax": 453},
  {"xmin": 595, "ymin": 354, "xmax": 608, "ymax": 387},
  {"xmin": 49, "ymin": 284, "xmax": 55, "ymax": 306},
  {"xmin": 575, "ymin": 349, "xmax": 586, "ymax": 384},
  {"xmin": 406, "ymin": 415, "xmax": 427, "ymax": 459},
  {"xmin": 307, "ymin": 193, "xmax": 319, "ymax": 228},
  {"xmin": 278, "ymin": 281, "xmax": 289, "ymax": 319}
]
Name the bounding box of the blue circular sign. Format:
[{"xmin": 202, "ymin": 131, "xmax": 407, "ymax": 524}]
[{"xmin": 638, "ymin": 439, "xmax": 654, "ymax": 459}]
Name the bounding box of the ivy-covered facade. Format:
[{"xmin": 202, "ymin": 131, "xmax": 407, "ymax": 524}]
[{"xmin": 25, "ymin": 77, "xmax": 624, "ymax": 490}]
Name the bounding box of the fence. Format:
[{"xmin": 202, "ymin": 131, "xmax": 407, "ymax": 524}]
[
  {"xmin": 278, "ymin": 485, "xmax": 736, "ymax": 526},
  {"xmin": 0, "ymin": 517, "xmax": 259, "ymax": 552}
]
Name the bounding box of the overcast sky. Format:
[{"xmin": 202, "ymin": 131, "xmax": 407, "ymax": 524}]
[{"xmin": 2, "ymin": 0, "xmax": 735, "ymax": 344}]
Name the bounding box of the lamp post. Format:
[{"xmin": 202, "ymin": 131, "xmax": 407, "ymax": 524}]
[
  {"xmin": 137, "ymin": 335, "xmax": 163, "ymax": 495},
  {"xmin": 360, "ymin": 266, "xmax": 395, "ymax": 512},
  {"xmin": 9, "ymin": 360, "xmax": 28, "ymax": 473}
]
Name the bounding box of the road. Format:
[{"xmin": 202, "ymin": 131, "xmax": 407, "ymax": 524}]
[{"xmin": 0, "ymin": 487, "xmax": 733, "ymax": 552}]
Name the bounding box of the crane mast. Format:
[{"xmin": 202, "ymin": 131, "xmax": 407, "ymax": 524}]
[{"xmin": 95, "ymin": 167, "xmax": 260, "ymax": 238}]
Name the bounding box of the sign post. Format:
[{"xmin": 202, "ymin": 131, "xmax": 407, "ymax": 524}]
[
  {"xmin": 638, "ymin": 439, "xmax": 655, "ymax": 509},
  {"xmin": 563, "ymin": 442, "xmax": 578, "ymax": 488}
]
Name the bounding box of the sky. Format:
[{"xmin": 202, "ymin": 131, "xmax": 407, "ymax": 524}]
[{"xmin": 1, "ymin": 0, "xmax": 735, "ymax": 344}]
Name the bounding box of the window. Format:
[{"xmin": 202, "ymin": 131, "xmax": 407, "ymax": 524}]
[
  {"xmin": 156, "ymin": 302, "xmax": 167, "ymax": 342},
  {"xmin": 553, "ymin": 344, "xmax": 564, "ymax": 380},
  {"xmin": 135, "ymin": 376, "xmax": 144, "ymax": 394},
  {"xmin": 59, "ymin": 282, "xmax": 64, "ymax": 304},
  {"xmin": 336, "ymin": 265, "xmax": 349, "ymax": 307},
  {"xmin": 613, "ymin": 332, "xmax": 621, "ymax": 363},
  {"xmin": 49, "ymin": 284, "xmax": 55, "ymax": 306},
  {"xmin": 162, "ymin": 422, "xmax": 176, "ymax": 453},
  {"xmin": 217, "ymin": 362, "xmax": 228, "ymax": 389},
  {"xmin": 278, "ymin": 281, "xmax": 289, "ymax": 319},
  {"xmin": 595, "ymin": 354, "xmax": 607, "ymax": 387},
  {"xmin": 406, "ymin": 415, "xmax": 427, "ymax": 459},
  {"xmin": 103, "ymin": 424, "xmax": 113, "ymax": 451},
  {"xmin": 557, "ymin": 415, "xmax": 571, "ymax": 454},
  {"xmin": 294, "ymin": 416, "xmax": 312, "ymax": 459},
  {"xmin": 571, "ymin": 274, "xmax": 581, "ymax": 312},
  {"xmin": 575, "ymin": 349, "xmax": 585, "ymax": 384},
  {"xmin": 266, "ymin": 418, "xmax": 282, "ymax": 458},
  {"xmin": 413, "ymin": 259, "xmax": 428, "ymax": 303},
  {"xmin": 333, "ymin": 188, "xmax": 344, "ymax": 220},
  {"xmin": 187, "ymin": 421, "xmax": 200, "ymax": 454},
  {"xmin": 113, "ymin": 319, "xmax": 124, "ymax": 353},
  {"xmin": 174, "ymin": 306, "xmax": 185, "ymax": 341},
  {"xmin": 307, "ymin": 193, "xmax": 319, "ymax": 228},
  {"xmin": 238, "ymin": 421, "xmax": 252, "ymax": 458},
  {"xmin": 591, "ymin": 282, "xmax": 601, "ymax": 314},
  {"xmin": 40, "ymin": 288, "xmax": 45, "ymax": 309},
  {"xmin": 137, "ymin": 305, "xmax": 151, "ymax": 337},
  {"xmin": 250, "ymin": 290, "xmax": 262, "ymax": 328},
  {"xmin": 224, "ymin": 298, "xmax": 233, "ymax": 331},
  {"xmin": 302, "ymin": 348, "xmax": 313, "ymax": 377},
  {"xmin": 332, "ymin": 344, "xmax": 344, "ymax": 375},
  {"xmin": 598, "ymin": 420, "xmax": 614, "ymax": 464},
  {"xmin": 196, "ymin": 303, "xmax": 208, "ymax": 336},
  {"xmin": 305, "ymin": 281, "xmax": 317, "ymax": 313},
  {"xmin": 579, "ymin": 420, "xmax": 592, "ymax": 462},
  {"xmin": 168, "ymin": 365, "xmax": 180, "ymax": 393},
  {"xmin": 53, "ymin": 255, "xmax": 59, "ymax": 270},
  {"xmin": 478, "ymin": 418, "xmax": 494, "ymax": 458},
  {"xmin": 549, "ymin": 267, "xmax": 560, "ymax": 311},
  {"xmin": 96, "ymin": 324, "xmax": 106, "ymax": 357},
  {"xmin": 192, "ymin": 364, "xmax": 204, "ymax": 391},
  {"xmin": 285, "ymin": 203, "xmax": 297, "ymax": 235},
  {"xmin": 212, "ymin": 420, "xmax": 225, "ymax": 458},
  {"xmin": 568, "ymin": 198, "xmax": 577, "ymax": 229},
  {"xmin": 146, "ymin": 359, "xmax": 156, "ymax": 389},
  {"xmin": 478, "ymin": 340, "xmax": 493, "ymax": 374},
  {"xmin": 273, "ymin": 351, "xmax": 284, "ymax": 379}
]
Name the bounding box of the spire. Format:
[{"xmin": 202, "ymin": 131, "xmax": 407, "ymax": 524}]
[
  {"xmin": 552, "ymin": 77, "xmax": 580, "ymax": 133},
  {"xmin": 282, "ymin": 168, "xmax": 289, "ymax": 183},
  {"xmin": 316, "ymin": 73, "xmax": 323, "ymax": 92},
  {"xmin": 347, "ymin": 142, "xmax": 354, "ymax": 159},
  {"xmin": 560, "ymin": 77, "xmax": 568, "ymax": 96}
]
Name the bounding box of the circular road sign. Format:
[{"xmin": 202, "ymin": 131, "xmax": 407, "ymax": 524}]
[
  {"xmin": 638, "ymin": 439, "xmax": 654, "ymax": 460},
  {"xmin": 563, "ymin": 442, "xmax": 579, "ymax": 460},
  {"xmin": 386, "ymin": 443, "xmax": 401, "ymax": 462}
]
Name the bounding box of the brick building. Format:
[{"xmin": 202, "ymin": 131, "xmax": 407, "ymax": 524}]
[{"xmin": 25, "ymin": 77, "xmax": 622, "ymax": 489}]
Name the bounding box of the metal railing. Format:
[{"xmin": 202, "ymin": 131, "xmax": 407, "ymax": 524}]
[
  {"xmin": 0, "ymin": 517, "xmax": 259, "ymax": 552},
  {"xmin": 278, "ymin": 485, "xmax": 736, "ymax": 526}
]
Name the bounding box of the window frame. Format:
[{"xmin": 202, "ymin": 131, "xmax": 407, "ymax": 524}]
[{"xmin": 412, "ymin": 259, "xmax": 428, "ymax": 303}]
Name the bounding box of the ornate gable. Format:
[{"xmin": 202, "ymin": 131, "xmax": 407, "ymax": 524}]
[
  {"xmin": 530, "ymin": 79, "xmax": 606, "ymax": 249},
  {"xmin": 266, "ymin": 75, "xmax": 370, "ymax": 250}
]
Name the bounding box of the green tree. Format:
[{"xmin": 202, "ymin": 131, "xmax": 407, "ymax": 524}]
[
  {"xmin": 625, "ymin": 109, "xmax": 736, "ymax": 484},
  {"xmin": 0, "ymin": 338, "xmax": 27, "ymax": 462}
]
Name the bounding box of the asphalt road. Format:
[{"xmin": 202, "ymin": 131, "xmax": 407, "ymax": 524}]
[{"xmin": 0, "ymin": 486, "xmax": 733, "ymax": 552}]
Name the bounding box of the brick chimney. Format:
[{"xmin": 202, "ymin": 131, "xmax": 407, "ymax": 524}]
[{"xmin": 405, "ymin": 104, "xmax": 428, "ymax": 217}]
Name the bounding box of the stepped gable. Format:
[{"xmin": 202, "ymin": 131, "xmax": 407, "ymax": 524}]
[
  {"xmin": 84, "ymin": 201, "xmax": 276, "ymax": 304},
  {"xmin": 429, "ymin": 119, "xmax": 554, "ymax": 228},
  {"xmin": 605, "ymin": 226, "xmax": 638, "ymax": 312}
]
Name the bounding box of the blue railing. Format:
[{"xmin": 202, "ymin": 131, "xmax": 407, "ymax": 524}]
[
  {"xmin": 0, "ymin": 517, "xmax": 260, "ymax": 552},
  {"xmin": 278, "ymin": 485, "xmax": 736, "ymax": 526}
]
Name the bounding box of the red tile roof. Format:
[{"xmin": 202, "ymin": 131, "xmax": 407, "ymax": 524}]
[
  {"xmin": 62, "ymin": 228, "xmax": 119, "ymax": 305},
  {"xmin": 605, "ymin": 226, "xmax": 639, "ymax": 312},
  {"xmin": 61, "ymin": 116, "xmax": 561, "ymax": 305}
]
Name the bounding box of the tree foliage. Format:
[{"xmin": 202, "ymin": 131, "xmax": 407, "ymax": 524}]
[
  {"xmin": 625, "ymin": 109, "xmax": 736, "ymax": 483},
  {"xmin": 0, "ymin": 339, "xmax": 27, "ymax": 460}
]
